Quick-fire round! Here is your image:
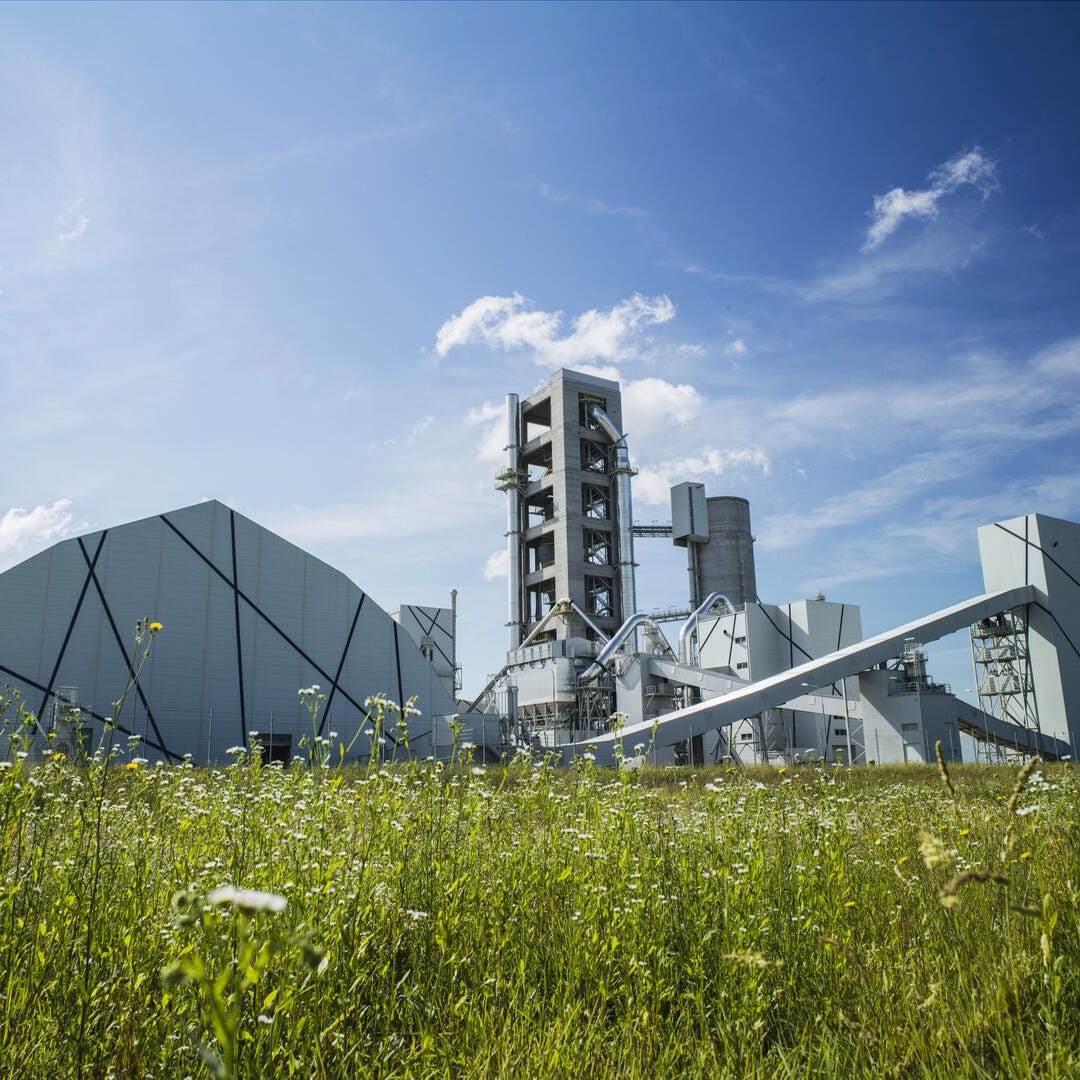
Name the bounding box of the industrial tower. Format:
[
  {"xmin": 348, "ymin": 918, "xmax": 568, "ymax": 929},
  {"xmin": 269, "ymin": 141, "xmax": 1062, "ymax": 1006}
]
[{"xmin": 498, "ymin": 369, "xmax": 636, "ymax": 649}]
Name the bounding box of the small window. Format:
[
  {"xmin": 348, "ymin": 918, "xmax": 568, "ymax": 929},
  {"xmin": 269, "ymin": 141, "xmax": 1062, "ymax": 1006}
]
[
  {"xmin": 833, "ymin": 727, "xmax": 846, "ymax": 737},
  {"xmin": 901, "ymin": 722, "xmax": 919, "ymax": 732},
  {"xmin": 740, "ymin": 732, "xmax": 753, "ymax": 741},
  {"xmin": 267, "ymin": 734, "xmax": 292, "ymax": 764},
  {"xmin": 734, "ymin": 636, "xmax": 746, "ymax": 645},
  {"xmin": 736, "ymin": 662, "xmax": 748, "ymax": 671}
]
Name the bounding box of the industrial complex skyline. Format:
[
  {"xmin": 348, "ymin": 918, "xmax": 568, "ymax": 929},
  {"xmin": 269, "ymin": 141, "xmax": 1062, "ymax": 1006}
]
[{"xmin": 2, "ymin": 3, "xmax": 1079, "ymax": 699}]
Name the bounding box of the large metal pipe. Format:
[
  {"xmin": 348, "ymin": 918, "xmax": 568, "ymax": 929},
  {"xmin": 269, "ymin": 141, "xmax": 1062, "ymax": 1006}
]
[
  {"xmin": 678, "ymin": 592, "xmax": 736, "ymax": 665},
  {"xmin": 505, "ymin": 393, "xmax": 523, "ymax": 650},
  {"xmin": 515, "ymin": 597, "xmax": 610, "ymax": 653},
  {"xmin": 588, "ymin": 405, "xmax": 637, "ymax": 642},
  {"xmin": 579, "ymin": 612, "xmax": 676, "ymax": 683}
]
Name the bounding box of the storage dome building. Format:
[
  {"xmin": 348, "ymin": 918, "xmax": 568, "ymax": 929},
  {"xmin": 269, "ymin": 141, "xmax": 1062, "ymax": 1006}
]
[{"xmin": 0, "ymin": 500, "xmax": 459, "ymax": 762}]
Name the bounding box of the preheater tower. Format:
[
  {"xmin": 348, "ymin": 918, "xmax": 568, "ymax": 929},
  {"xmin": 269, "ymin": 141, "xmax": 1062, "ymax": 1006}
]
[{"xmin": 498, "ymin": 369, "xmax": 635, "ymax": 649}]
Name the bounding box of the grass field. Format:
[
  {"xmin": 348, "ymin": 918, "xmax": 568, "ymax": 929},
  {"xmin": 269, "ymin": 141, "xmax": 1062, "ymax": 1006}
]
[{"xmin": 2, "ymin": 707, "xmax": 1078, "ymax": 1078}]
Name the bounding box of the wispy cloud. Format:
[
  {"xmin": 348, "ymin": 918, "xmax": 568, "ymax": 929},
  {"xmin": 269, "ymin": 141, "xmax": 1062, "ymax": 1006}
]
[
  {"xmin": 758, "ymin": 449, "xmax": 971, "ymax": 550},
  {"xmin": 0, "ymin": 499, "xmax": 87, "ymax": 571},
  {"xmin": 434, "ymin": 292, "xmax": 675, "ymax": 367},
  {"xmin": 795, "ymin": 472, "xmax": 1080, "ymax": 594},
  {"xmin": 863, "ymin": 147, "xmax": 998, "ymax": 251},
  {"xmin": 465, "ymin": 401, "xmax": 506, "ymax": 464},
  {"xmin": 635, "ymin": 447, "xmax": 771, "ymax": 506},
  {"xmin": 533, "ymin": 181, "xmax": 649, "ymax": 219},
  {"xmin": 57, "ymin": 197, "xmax": 89, "ymax": 243},
  {"xmin": 767, "ymin": 341, "xmax": 1080, "ymax": 450}
]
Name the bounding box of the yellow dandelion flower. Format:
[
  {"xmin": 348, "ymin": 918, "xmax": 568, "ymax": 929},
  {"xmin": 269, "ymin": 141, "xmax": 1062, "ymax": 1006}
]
[
  {"xmin": 844, "ymin": 901, "xmax": 857, "ymax": 908},
  {"xmin": 125, "ymin": 761, "xmax": 140, "ymax": 771},
  {"xmin": 959, "ymin": 829, "xmax": 970, "ymax": 836},
  {"xmin": 52, "ymin": 752, "xmax": 66, "ymax": 762},
  {"xmin": 149, "ymin": 621, "xmax": 163, "ymax": 633},
  {"xmin": 777, "ymin": 766, "xmax": 787, "ymax": 775},
  {"xmin": 1019, "ymin": 851, "xmax": 1031, "ymax": 860},
  {"xmin": 897, "ymin": 855, "xmax": 909, "ymax": 866}
]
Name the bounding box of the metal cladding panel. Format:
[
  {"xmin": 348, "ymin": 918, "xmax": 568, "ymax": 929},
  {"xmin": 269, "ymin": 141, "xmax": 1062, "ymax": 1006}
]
[
  {"xmin": 0, "ymin": 541, "xmax": 88, "ymax": 695},
  {"xmin": 671, "ymin": 483, "xmax": 708, "ymax": 545},
  {"xmin": 0, "ymin": 500, "xmax": 458, "ymax": 761},
  {"xmin": 978, "ymin": 513, "xmax": 1080, "ymax": 750}
]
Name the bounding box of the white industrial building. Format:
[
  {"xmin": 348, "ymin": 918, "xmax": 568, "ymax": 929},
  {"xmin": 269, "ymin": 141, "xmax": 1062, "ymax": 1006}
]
[
  {"xmin": 473, "ymin": 368, "xmax": 1079, "ymax": 766},
  {"xmin": 0, "ymin": 500, "xmax": 461, "ymax": 763}
]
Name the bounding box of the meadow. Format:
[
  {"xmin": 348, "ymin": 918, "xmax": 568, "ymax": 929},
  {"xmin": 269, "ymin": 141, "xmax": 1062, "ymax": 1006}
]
[{"xmin": 1, "ymin": 701, "xmax": 1078, "ymax": 1078}]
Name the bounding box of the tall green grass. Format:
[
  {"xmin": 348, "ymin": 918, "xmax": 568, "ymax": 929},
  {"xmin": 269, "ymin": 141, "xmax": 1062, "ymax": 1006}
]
[{"xmin": 1, "ymin": 711, "xmax": 1078, "ymax": 1077}]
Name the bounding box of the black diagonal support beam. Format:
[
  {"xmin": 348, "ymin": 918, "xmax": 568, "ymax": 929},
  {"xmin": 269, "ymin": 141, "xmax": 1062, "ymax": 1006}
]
[
  {"xmin": 758, "ymin": 604, "xmax": 841, "ymax": 697},
  {"xmin": 1, "ymin": 661, "xmax": 172, "ymax": 757},
  {"xmin": 994, "ymin": 523, "xmax": 1080, "ymax": 595},
  {"xmin": 230, "ymin": 511, "xmax": 248, "ymax": 744},
  {"xmin": 320, "ymin": 594, "xmax": 365, "ymax": 736},
  {"xmin": 78, "ymin": 538, "xmax": 178, "ymax": 760},
  {"xmin": 37, "ymin": 531, "xmax": 107, "ymax": 723},
  {"xmin": 161, "ymin": 514, "xmax": 398, "ymax": 745},
  {"xmin": 409, "ymin": 606, "xmax": 454, "ymax": 669},
  {"xmin": 392, "ymin": 622, "xmax": 406, "ymax": 715}
]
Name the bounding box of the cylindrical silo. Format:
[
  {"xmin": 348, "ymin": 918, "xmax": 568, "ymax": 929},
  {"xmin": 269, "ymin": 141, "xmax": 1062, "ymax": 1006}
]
[{"xmin": 696, "ymin": 497, "xmax": 757, "ymax": 608}]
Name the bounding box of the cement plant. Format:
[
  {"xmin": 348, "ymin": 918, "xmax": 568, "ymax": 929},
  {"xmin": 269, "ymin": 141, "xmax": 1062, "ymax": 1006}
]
[{"xmin": 2, "ymin": 367, "xmax": 1078, "ymax": 768}]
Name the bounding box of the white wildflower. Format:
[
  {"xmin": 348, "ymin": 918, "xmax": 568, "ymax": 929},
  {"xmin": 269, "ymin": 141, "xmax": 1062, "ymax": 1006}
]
[{"xmin": 207, "ymin": 885, "xmax": 288, "ymax": 914}]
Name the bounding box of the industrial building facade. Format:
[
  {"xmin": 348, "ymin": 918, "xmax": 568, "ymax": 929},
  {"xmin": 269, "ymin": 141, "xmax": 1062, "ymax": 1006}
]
[
  {"xmin": 3, "ymin": 370, "xmax": 1078, "ymax": 769},
  {"xmin": 0, "ymin": 500, "xmax": 459, "ymax": 762}
]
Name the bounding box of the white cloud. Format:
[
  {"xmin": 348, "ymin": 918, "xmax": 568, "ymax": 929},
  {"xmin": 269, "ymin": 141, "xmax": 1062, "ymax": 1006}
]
[
  {"xmin": 434, "ymin": 292, "xmax": 675, "ymax": 367},
  {"xmin": 405, "ymin": 415, "xmax": 435, "ymax": 446},
  {"xmin": 863, "ymin": 147, "xmax": 998, "ymax": 251},
  {"xmin": 635, "ymin": 447, "xmax": 771, "ymax": 506},
  {"xmin": 1034, "ymin": 337, "xmax": 1080, "ymax": 376},
  {"xmin": 56, "ymin": 198, "xmax": 89, "ymax": 243},
  {"xmin": 466, "ymin": 401, "xmax": 506, "ymax": 464},
  {"xmin": 725, "ymin": 339, "xmax": 748, "ymax": 356},
  {"xmin": 0, "ymin": 499, "xmax": 85, "ymax": 570},
  {"xmin": 622, "ymin": 377, "xmax": 704, "ymax": 436},
  {"xmin": 482, "ymin": 549, "xmax": 509, "ymax": 581}
]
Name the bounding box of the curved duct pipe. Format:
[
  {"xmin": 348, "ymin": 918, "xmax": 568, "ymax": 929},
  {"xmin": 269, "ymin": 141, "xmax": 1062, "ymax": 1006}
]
[
  {"xmin": 588, "ymin": 405, "xmax": 638, "ymax": 646},
  {"xmin": 505, "ymin": 393, "xmax": 523, "ymax": 650},
  {"xmin": 579, "ymin": 612, "xmax": 676, "ymax": 684},
  {"xmin": 515, "ymin": 597, "xmax": 610, "ymax": 653},
  {"xmin": 678, "ymin": 592, "xmax": 735, "ymax": 665}
]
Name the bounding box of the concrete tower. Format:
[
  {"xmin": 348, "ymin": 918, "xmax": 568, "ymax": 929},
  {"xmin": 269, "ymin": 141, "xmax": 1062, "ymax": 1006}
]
[{"xmin": 499, "ymin": 369, "xmax": 635, "ymax": 649}]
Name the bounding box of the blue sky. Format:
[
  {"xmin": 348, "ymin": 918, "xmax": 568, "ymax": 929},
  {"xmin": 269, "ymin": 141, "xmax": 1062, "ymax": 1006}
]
[{"xmin": 3, "ymin": 2, "xmax": 1079, "ymax": 699}]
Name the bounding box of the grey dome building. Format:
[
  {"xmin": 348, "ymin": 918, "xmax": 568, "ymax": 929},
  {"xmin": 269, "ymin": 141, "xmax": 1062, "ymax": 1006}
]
[{"xmin": 0, "ymin": 500, "xmax": 459, "ymax": 762}]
